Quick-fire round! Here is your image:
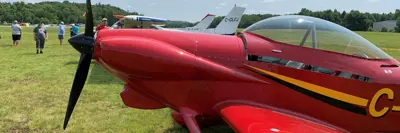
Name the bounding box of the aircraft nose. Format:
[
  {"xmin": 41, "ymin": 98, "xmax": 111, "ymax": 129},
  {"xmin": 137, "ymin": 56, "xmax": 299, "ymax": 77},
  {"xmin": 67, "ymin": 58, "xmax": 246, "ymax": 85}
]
[
  {"xmin": 68, "ymin": 33, "xmax": 95, "ymax": 55},
  {"xmin": 94, "ymin": 37, "xmax": 197, "ymax": 79}
]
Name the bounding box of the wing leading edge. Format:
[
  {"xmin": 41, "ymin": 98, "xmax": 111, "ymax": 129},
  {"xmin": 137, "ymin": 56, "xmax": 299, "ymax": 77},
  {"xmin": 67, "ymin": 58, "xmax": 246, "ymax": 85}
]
[{"xmin": 219, "ymin": 105, "xmax": 344, "ymax": 133}]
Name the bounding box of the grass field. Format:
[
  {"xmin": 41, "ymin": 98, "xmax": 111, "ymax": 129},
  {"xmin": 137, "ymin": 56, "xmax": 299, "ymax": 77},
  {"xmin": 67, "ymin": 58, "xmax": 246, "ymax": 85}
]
[{"xmin": 0, "ymin": 27, "xmax": 399, "ymax": 133}]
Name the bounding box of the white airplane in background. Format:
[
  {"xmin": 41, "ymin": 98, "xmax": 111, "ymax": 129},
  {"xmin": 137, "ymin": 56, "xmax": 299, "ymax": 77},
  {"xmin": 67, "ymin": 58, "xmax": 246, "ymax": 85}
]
[
  {"xmin": 161, "ymin": 14, "xmax": 216, "ymax": 32},
  {"xmin": 110, "ymin": 15, "xmax": 168, "ymax": 29},
  {"xmin": 204, "ymin": 6, "xmax": 246, "ymax": 35},
  {"xmin": 154, "ymin": 5, "xmax": 246, "ymax": 35},
  {"xmin": 110, "ymin": 13, "xmax": 215, "ymax": 32}
]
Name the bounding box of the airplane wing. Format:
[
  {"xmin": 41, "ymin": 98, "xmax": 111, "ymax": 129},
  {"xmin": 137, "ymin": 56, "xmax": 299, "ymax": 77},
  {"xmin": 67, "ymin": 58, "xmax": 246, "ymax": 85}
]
[{"xmin": 219, "ymin": 105, "xmax": 344, "ymax": 133}]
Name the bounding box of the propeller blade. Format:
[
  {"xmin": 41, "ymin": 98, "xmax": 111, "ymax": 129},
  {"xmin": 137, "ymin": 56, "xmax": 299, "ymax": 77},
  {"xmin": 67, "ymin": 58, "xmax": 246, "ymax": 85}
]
[
  {"xmin": 63, "ymin": 0, "xmax": 95, "ymax": 130},
  {"xmin": 63, "ymin": 53, "xmax": 92, "ymax": 129},
  {"xmin": 85, "ymin": 0, "xmax": 94, "ymax": 37}
]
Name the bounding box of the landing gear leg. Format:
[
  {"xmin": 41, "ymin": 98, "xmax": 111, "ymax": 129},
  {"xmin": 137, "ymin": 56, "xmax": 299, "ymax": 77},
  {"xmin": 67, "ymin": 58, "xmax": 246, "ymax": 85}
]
[{"xmin": 172, "ymin": 108, "xmax": 201, "ymax": 133}]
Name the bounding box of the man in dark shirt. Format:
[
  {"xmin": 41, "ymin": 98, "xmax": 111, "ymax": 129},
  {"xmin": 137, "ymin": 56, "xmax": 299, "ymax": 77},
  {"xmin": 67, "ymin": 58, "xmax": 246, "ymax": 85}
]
[{"xmin": 33, "ymin": 23, "xmax": 48, "ymax": 54}]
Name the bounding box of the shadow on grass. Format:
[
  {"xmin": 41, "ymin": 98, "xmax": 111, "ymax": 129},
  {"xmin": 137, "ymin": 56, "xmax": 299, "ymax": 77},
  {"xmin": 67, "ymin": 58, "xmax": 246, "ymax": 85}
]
[
  {"xmin": 86, "ymin": 62, "xmax": 122, "ymax": 84},
  {"xmin": 0, "ymin": 44, "xmax": 13, "ymax": 47},
  {"xmin": 48, "ymin": 54, "xmax": 80, "ymax": 58},
  {"xmin": 163, "ymin": 122, "xmax": 234, "ymax": 133},
  {"xmin": 64, "ymin": 60, "xmax": 96, "ymax": 66},
  {"xmin": 200, "ymin": 125, "xmax": 234, "ymax": 133},
  {"xmin": 21, "ymin": 52, "xmax": 38, "ymax": 56}
]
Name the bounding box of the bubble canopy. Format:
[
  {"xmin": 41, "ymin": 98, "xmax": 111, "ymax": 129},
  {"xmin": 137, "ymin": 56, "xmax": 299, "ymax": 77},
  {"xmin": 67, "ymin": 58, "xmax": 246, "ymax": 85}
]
[{"xmin": 243, "ymin": 15, "xmax": 393, "ymax": 59}]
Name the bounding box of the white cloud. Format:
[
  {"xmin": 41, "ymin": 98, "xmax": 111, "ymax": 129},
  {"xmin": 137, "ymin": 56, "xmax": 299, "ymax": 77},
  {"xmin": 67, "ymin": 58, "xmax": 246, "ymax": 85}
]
[
  {"xmin": 367, "ymin": 0, "xmax": 381, "ymax": 2},
  {"xmin": 148, "ymin": 2, "xmax": 156, "ymax": 6},
  {"xmin": 218, "ymin": 2, "xmax": 227, "ymax": 6},
  {"xmin": 240, "ymin": 4, "xmax": 248, "ymax": 7},
  {"xmin": 216, "ymin": 1, "xmax": 228, "ymax": 9},
  {"xmin": 246, "ymin": 9, "xmax": 257, "ymax": 14},
  {"xmin": 259, "ymin": 10, "xmax": 270, "ymax": 13},
  {"xmin": 260, "ymin": 0, "xmax": 283, "ymax": 3}
]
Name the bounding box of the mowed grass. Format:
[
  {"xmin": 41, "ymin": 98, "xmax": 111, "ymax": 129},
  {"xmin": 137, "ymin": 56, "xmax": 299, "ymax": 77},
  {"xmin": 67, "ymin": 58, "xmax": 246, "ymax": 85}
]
[{"xmin": 0, "ymin": 26, "xmax": 399, "ymax": 133}]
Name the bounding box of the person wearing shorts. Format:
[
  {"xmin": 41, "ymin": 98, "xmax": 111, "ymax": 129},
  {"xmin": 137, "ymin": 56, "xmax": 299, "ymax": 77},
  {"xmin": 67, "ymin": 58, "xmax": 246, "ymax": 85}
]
[
  {"xmin": 33, "ymin": 23, "xmax": 48, "ymax": 54},
  {"xmin": 11, "ymin": 20, "xmax": 22, "ymax": 46},
  {"xmin": 58, "ymin": 22, "xmax": 65, "ymax": 45}
]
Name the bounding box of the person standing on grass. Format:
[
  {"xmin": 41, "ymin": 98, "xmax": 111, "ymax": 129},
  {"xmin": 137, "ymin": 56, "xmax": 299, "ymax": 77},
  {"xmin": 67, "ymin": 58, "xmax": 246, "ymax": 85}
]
[
  {"xmin": 58, "ymin": 22, "xmax": 65, "ymax": 45},
  {"xmin": 96, "ymin": 18, "xmax": 109, "ymax": 31},
  {"xmin": 11, "ymin": 20, "xmax": 22, "ymax": 46},
  {"xmin": 33, "ymin": 23, "xmax": 48, "ymax": 54},
  {"xmin": 71, "ymin": 23, "xmax": 79, "ymax": 37},
  {"xmin": 70, "ymin": 24, "xmax": 74, "ymax": 37},
  {"xmin": 70, "ymin": 23, "xmax": 79, "ymax": 37}
]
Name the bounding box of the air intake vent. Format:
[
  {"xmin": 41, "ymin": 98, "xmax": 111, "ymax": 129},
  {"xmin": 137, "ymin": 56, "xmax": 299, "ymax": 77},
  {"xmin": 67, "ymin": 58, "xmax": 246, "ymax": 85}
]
[{"xmin": 380, "ymin": 64, "xmax": 399, "ymax": 67}]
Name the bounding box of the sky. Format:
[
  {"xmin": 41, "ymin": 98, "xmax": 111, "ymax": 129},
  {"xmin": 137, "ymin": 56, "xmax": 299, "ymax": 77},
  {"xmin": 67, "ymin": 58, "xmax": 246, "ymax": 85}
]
[{"xmin": 1, "ymin": 0, "xmax": 399, "ymax": 22}]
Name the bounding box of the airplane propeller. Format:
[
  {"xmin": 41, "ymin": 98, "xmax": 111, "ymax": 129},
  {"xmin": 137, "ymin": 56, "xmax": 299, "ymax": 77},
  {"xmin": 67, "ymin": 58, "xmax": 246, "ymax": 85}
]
[{"xmin": 63, "ymin": 0, "xmax": 95, "ymax": 130}]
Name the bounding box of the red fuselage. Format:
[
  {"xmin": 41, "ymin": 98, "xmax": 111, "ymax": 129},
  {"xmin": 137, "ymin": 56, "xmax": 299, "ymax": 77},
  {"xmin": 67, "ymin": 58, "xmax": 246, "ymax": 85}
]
[{"xmin": 92, "ymin": 29, "xmax": 400, "ymax": 132}]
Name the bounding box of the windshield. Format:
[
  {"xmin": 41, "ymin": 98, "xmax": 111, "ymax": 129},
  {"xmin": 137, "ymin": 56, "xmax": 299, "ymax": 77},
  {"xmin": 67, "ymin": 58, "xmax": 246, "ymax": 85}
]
[
  {"xmin": 110, "ymin": 20, "xmax": 124, "ymax": 29},
  {"xmin": 243, "ymin": 15, "xmax": 393, "ymax": 59},
  {"xmin": 151, "ymin": 25, "xmax": 164, "ymax": 30}
]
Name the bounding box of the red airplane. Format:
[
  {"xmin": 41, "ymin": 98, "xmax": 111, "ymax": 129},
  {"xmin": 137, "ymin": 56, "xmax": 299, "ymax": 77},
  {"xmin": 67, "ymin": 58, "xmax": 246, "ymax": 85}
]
[{"xmin": 64, "ymin": 0, "xmax": 400, "ymax": 133}]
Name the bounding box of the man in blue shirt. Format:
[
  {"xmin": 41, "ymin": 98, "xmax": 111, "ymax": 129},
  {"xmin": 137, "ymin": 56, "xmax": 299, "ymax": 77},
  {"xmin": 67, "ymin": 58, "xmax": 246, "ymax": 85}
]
[
  {"xmin": 58, "ymin": 22, "xmax": 65, "ymax": 45},
  {"xmin": 70, "ymin": 24, "xmax": 79, "ymax": 37},
  {"xmin": 33, "ymin": 23, "xmax": 48, "ymax": 54}
]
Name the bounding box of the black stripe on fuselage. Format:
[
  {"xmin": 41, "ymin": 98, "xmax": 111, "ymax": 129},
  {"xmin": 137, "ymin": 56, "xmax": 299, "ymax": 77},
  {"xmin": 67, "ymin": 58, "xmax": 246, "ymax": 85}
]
[
  {"xmin": 223, "ymin": 33, "xmax": 236, "ymax": 36},
  {"xmin": 247, "ymin": 68, "xmax": 367, "ymax": 116}
]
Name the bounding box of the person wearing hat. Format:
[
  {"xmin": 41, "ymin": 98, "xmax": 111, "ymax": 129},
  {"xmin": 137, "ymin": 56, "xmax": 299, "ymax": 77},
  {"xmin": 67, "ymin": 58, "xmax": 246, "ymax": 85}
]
[
  {"xmin": 70, "ymin": 23, "xmax": 79, "ymax": 37},
  {"xmin": 33, "ymin": 23, "xmax": 48, "ymax": 54},
  {"xmin": 70, "ymin": 24, "xmax": 75, "ymax": 37},
  {"xmin": 58, "ymin": 21, "xmax": 65, "ymax": 45},
  {"xmin": 96, "ymin": 18, "xmax": 109, "ymax": 31},
  {"xmin": 11, "ymin": 20, "xmax": 22, "ymax": 46}
]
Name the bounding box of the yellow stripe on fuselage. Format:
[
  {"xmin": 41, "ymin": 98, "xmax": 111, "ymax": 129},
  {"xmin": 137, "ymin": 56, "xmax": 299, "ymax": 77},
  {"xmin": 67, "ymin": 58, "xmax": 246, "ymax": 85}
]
[
  {"xmin": 246, "ymin": 65, "xmax": 369, "ymax": 107},
  {"xmin": 392, "ymin": 106, "xmax": 400, "ymax": 111}
]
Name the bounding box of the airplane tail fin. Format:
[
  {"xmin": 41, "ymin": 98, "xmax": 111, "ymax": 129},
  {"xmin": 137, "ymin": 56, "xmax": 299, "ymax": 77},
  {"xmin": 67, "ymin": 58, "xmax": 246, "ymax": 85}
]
[
  {"xmin": 193, "ymin": 14, "xmax": 215, "ymax": 30},
  {"xmin": 214, "ymin": 6, "xmax": 246, "ymax": 35}
]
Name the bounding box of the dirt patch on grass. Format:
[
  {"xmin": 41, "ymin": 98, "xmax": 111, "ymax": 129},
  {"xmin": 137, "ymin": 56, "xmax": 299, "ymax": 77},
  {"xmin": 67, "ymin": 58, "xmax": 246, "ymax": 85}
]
[
  {"xmin": 8, "ymin": 74, "xmax": 40, "ymax": 85},
  {"xmin": 0, "ymin": 118, "xmax": 40, "ymax": 133}
]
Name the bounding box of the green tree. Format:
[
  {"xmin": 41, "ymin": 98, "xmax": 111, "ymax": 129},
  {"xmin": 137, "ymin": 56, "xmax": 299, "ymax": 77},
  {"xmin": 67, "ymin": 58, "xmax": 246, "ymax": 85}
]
[
  {"xmin": 0, "ymin": 1, "xmax": 139, "ymax": 25},
  {"xmin": 381, "ymin": 27, "xmax": 388, "ymax": 32},
  {"xmin": 343, "ymin": 10, "xmax": 370, "ymax": 31},
  {"xmin": 395, "ymin": 17, "xmax": 400, "ymax": 32}
]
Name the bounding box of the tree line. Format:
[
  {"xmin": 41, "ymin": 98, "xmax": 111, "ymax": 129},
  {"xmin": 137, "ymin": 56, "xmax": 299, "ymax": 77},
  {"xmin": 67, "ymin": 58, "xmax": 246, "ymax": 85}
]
[
  {"xmin": 1, "ymin": 1, "xmax": 399, "ymax": 32},
  {"xmin": 0, "ymin": 1, "xmax": 140, "ymax": 25}
]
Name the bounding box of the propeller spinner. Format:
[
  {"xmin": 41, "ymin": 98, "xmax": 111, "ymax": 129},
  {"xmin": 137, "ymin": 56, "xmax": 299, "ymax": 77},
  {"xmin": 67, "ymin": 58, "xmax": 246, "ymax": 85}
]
[{"xmin": 63, "ymin": 0, "xmax": 95, "ymax": 130}]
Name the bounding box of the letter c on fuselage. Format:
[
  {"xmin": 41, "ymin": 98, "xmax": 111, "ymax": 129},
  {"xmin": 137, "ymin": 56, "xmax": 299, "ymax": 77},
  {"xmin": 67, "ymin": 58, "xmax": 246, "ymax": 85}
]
[{"xmin": 368, "ymin": 88, "xmax": 394, "ymax": 118}]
